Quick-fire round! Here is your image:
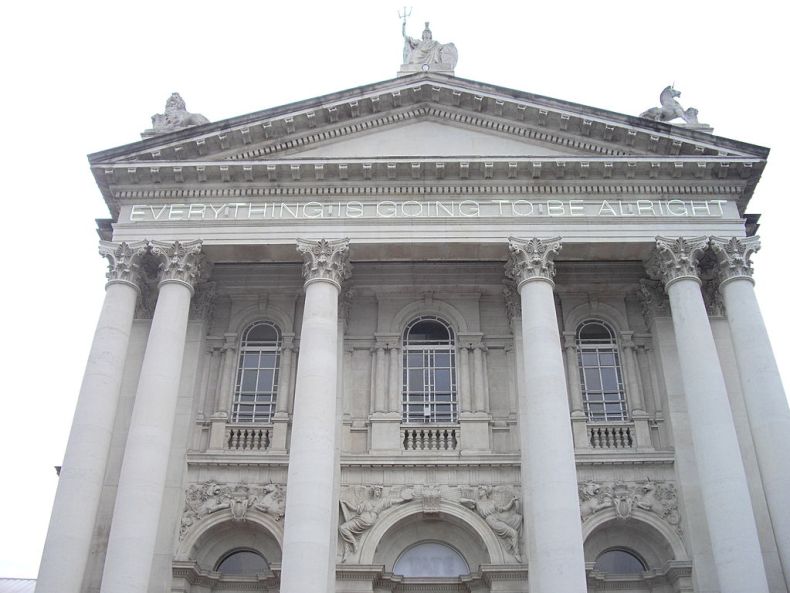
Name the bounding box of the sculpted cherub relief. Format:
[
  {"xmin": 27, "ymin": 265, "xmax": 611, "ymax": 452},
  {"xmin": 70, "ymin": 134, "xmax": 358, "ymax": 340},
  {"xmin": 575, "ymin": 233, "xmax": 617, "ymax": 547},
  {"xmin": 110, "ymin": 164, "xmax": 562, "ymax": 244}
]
[
  {"xmin": 338, "ymin": 485, "xmax": 414, "ymax": 560},
  {"xmin": 460, "ymin": 485, "xmax": 522, "ymax": 561}
]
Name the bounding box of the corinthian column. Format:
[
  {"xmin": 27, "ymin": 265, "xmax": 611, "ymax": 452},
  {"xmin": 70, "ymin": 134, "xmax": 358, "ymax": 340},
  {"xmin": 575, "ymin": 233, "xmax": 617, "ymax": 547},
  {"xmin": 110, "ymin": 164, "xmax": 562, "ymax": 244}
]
[
  {"xmin": 36, "ymin": 241, "xmax": 147, "ymax": 593},
  {"xmin": 506, "ymin": 237, "xmax": 587, "ymax": 593},
  {"xmin": 280, "ymin": 238, "xmax": 350, "ymax": 593},
  {"xmin": 99, "ymin": 240, "xmax": 203, "ymax": 593},
  {"xmin": 710, "ymin": 236, "xmax": 790, "ymax": 581},
  {"xmin": 652, "ymin": 236, "xmax": 769, "ymax": 593}
]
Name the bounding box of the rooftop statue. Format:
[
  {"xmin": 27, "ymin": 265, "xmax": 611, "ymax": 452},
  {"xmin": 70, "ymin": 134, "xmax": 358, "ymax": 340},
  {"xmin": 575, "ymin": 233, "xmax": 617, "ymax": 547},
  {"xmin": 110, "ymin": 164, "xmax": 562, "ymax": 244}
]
[
  {"xmin": 144, "ymin": 92, "xmax": 209, "ymax": 137},
  {"xmin": 398, "ymin": 11, "xmax": 457, "ymax": 76},
  {"xmin": 640, "ymin": 86, "xmax": 703, "ymax": 125}
]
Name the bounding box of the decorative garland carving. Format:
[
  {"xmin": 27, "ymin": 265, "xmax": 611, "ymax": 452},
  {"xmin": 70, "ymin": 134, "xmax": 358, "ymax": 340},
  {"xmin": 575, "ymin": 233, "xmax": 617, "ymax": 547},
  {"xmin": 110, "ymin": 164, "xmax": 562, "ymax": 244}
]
[
  {"xmin": 579, "ymin": 479, "xmax": 681, "ymax": 533},
  {"xmin": 179, "ymin": 481, "xmax": 285, "ymax": 540}
]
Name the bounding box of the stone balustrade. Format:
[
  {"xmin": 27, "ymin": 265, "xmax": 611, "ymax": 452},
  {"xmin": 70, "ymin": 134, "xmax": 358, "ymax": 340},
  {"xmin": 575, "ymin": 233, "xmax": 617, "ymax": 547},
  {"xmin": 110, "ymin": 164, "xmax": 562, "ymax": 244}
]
[
  {"xmin": 588, "ymin": 422, "xmax": 634, "ymax": 449},
  {"xmin": 226, "ymin": 425, "xmax": 272, "ymax": 451},
  {"xmin": 401, "ymin": 425, "xmax": 459, "ymax": 451}
]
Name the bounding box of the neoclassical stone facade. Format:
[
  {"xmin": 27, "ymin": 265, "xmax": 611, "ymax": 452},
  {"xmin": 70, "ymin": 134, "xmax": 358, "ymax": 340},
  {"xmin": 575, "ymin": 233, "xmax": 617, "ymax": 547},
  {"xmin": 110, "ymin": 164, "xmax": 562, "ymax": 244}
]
[{"xmin": 35, "ymin": 68, "xmax": 790, "ymax": 593}]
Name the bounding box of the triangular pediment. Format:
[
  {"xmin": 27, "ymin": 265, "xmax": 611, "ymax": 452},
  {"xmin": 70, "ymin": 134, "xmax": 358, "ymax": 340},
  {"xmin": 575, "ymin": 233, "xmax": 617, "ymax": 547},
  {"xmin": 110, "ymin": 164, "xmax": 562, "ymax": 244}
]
[{"xmin": 90, "ymin": 73, "xmax": 768, "ymax": 168}]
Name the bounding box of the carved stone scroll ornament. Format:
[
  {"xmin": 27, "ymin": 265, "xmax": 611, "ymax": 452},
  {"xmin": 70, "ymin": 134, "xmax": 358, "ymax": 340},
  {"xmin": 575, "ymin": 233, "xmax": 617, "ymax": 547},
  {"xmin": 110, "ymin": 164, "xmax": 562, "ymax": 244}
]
[
  {"xmin": 148, "ymin": 92, "xmax": 209, "ymax": 135},
  {"xmin": 578, "ymin": 480, "xmax": 682, "ymax": 534},
  {"xmin": 179, "ymin": 481, "xmax": 286, "ymax": 540},
  {"xmin": 149, "ymin": 239, "xmax": 204, "ymax": 290},
  {"xmin": 709, "ymin": 236, "xmax": 760, "ymax": 286},
  {"xmin": 460, "ymin": 485, "xmax": 522, "ymax": 561},
  {"xmin": 338, "ymin": 485, "xmax": 414, "ymax": 561},
  {"xmin": 648, "ymin": 236, "xmax": 708, "ymax": 288},
  {"xmin": 296, "ymin": 238, "xmax": 351, "ymax": 288},
  {"xmin": 505, "ymin": 237, "xmax": 562, "ymax": 288},
  {"xmin": 99, "ymin": 240, "xmax": 149, "ymax": 288}
]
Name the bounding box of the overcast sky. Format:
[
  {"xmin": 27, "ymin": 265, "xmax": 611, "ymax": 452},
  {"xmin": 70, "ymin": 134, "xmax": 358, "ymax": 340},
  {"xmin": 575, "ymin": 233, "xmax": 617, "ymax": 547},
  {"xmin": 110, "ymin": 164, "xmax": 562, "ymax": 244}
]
[{"xmin": 1, "ymin": 0, "xmax": 788, "ymax": 580}]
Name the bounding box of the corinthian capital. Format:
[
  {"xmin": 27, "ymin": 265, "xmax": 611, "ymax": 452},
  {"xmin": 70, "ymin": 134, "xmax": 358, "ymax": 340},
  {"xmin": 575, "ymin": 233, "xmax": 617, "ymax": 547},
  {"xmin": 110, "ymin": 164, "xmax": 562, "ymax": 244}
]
[
  {"xmin": 650, "ymin": 236, "xmax": 708, "ymax": 288},
  {"xmin": 150, "ymin": 239, "xmax": 204, "ymax": 291},
  {"xmin": 99, "ymin": 240, "xmax": 149, "ymax": 289},
  {"xmin": 296, "ymin": 238, "xmax": 351, "ymax": 288},
  {"xmin": 505, "ymin": 237, "xmax": 562, "ymax": 288},
  {"xmin": 709, "ymin": 236, "xmax": 760, "ymax": 286}
]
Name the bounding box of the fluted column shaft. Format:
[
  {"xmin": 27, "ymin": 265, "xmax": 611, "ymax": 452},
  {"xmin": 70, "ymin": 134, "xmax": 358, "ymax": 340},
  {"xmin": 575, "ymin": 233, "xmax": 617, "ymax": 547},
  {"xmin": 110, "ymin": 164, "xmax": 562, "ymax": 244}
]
[
  {"xmin": 100, "ymin": 240, "xmax": 203, "ymax": 593},
  {"xmin": 712, "ymin": 236, "xmax": 790, "ymax": 583},
  {"xmin": 507, "ymin": 237, "xmax": 587, "ymax": 593},
  {"xmin": 654, "ymin": 236, "xmax": 769, "ymax": 593},
  {"xmin": 280, "ymin": 239, "xmax": 350, "ymax": 593},
  {"xmin": 36, "ymin": 242, "xmax": 146, "ymax": 593}
]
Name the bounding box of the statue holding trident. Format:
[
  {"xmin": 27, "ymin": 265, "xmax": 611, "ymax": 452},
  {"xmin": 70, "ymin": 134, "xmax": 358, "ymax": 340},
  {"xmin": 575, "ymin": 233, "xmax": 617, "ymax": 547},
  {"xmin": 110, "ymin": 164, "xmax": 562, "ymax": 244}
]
[{"xmin": 398, "ymin": 8, "xmax": 458, "ymax": 75}]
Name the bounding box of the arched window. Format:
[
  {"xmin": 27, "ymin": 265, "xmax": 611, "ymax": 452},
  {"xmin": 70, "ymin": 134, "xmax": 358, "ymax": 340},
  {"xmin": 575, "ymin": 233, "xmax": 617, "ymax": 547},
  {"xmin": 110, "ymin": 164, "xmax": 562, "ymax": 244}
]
[
  {"xmin": 215, "ymin": 549, "xmax": 269, "ymax": 575},
  {"xmin": 393, "ymin": 541, "xmax": 469, "ymax": 577},
  {"xmin": 576, "ymin": 320, "xmax": 627, "ymax": 421},
  {"xmin": 402, "ymin": 316, "xmax": 457, "ymax": 423},
  {"xmin": 594, "ymin": 548, "xmax": 647, "ymax": 574},
  {"xmin": 232, "ymin": 322, "xmax": 282, "ymax": 423}
]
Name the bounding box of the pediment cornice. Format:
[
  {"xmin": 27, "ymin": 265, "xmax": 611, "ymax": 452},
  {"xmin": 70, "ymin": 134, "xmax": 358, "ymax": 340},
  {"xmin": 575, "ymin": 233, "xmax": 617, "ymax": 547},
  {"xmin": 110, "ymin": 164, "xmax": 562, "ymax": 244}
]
[
  {"xmin": 89, "ymin": 73, "xmax": 768, "ymax": 218},
  {"xmin": 89, "ymin": 73, "xmax": 768, "ymax": 167}
]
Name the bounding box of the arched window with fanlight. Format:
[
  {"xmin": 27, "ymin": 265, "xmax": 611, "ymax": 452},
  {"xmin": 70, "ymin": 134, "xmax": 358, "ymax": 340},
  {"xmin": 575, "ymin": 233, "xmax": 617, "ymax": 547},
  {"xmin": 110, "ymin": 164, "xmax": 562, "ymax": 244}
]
[
  {"xmin": 576, "ymin": 319, "xmax": 627, "ymax": 421},
  {"xmin": 232, "ymin": 321, "xmax": 282, "ymax": 423},
  {"xmin": 402, "ymin": 316, "xmax": 457, "ymax": 423},
  {"xmin": 594, "ymin": 547, "xmax": 647, "ymax": 574},
  {"xmin": 215, "ymin": 548, "xmax": 269, "ymax": 575}
]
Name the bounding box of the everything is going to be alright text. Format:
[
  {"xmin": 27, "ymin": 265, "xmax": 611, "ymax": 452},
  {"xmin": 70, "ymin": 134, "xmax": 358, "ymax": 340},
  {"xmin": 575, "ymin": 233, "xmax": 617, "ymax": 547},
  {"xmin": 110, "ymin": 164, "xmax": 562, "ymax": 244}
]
[{"xmin": 127, "ymin": 199, "xmax": 729, "ymax": 222}]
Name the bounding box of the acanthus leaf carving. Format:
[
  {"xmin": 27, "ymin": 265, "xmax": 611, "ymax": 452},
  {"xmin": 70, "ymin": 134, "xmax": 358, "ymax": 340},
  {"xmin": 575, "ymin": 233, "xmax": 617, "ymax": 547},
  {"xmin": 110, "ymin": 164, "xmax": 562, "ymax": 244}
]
[
  {"xmin": 649, "ymin": 236, "xmax": 708, "ymax": 288},
  {"xmin": 179, "ymin": 481, "xmax": 285, "ymax": 540},
  {"xmin": 296, "ymin": 238, "xmax": 351, "ymax": 288},
  {"xmin": 579, "ymin": 479, "xmax": 682, "ymax": 534},
  {"xmin": 505, "ymin": 237, "xmax": 562, "ymax": 287},
  {"xmin": 709, "ymin": 236, "xmax": 760, "ymax": 285},
  {"xmin": 99, "ymin": 240, "xmax": 149, "ymax": 288},
  {"xmin": 150, "ymin": 239, "xmax": 205, "ymax": 289}
]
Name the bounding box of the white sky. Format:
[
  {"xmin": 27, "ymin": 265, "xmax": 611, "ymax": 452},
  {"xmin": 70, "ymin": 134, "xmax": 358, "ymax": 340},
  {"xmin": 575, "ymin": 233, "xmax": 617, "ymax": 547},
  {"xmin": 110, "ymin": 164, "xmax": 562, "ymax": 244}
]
[{"xmin": 1, "ymin": 0, "xmax": 788, "ymax": 580}]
